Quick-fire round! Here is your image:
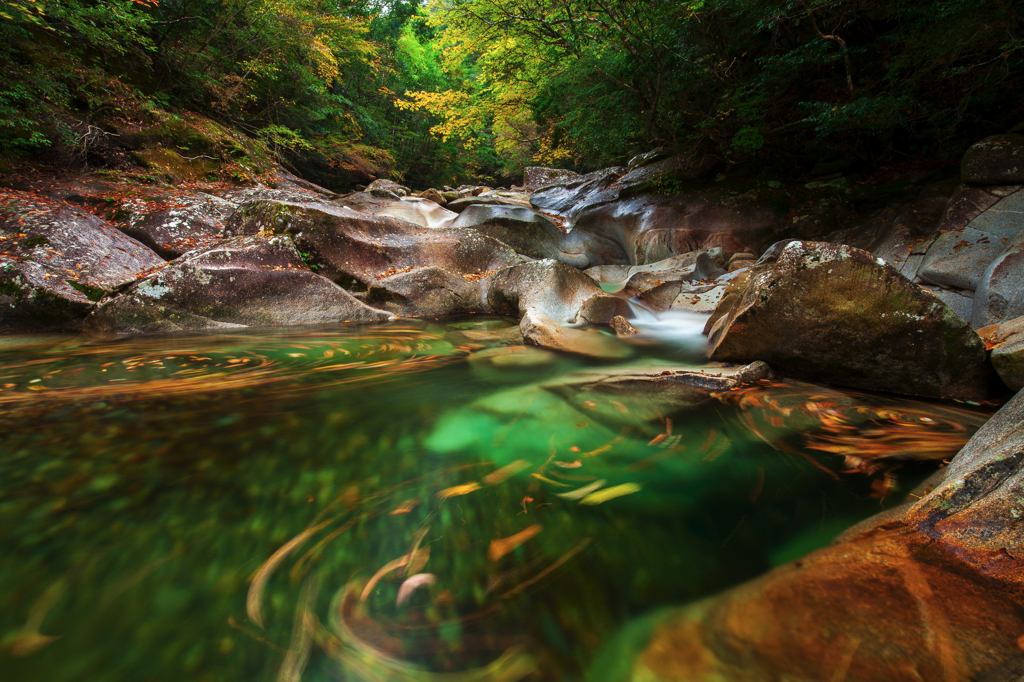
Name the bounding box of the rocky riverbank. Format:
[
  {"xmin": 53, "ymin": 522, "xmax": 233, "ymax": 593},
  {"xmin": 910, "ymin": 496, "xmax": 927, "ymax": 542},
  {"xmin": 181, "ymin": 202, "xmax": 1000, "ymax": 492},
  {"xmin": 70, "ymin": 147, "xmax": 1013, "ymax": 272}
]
[{"xmin": 3, "ymin": 126, "xmax": 1024, "ymax": 681}]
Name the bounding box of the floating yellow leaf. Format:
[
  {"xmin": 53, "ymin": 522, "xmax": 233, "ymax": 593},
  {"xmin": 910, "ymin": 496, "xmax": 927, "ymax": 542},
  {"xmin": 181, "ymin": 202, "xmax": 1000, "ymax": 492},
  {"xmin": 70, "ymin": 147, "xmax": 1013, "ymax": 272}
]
[
  {"xmin": 488, "ymin": 525, "xmax": 543, "ymax": 561},
  {"xmin": 436, "ymin": 482, "xmax": 481, "ymax": 500},
  {"xmin": 556, "ymin": 479, "xmax": 606, "ymax": 500},
  {"xmin": 579, "ymin": 482, "xmax": 642, "ymax": 505},
  {"xmin": 483, "ymin": 460, "xmax": 530, "ymax": 485},
  {"xmin": 389, "ymin": 499, "xmax": 419, "ymax": 515}
]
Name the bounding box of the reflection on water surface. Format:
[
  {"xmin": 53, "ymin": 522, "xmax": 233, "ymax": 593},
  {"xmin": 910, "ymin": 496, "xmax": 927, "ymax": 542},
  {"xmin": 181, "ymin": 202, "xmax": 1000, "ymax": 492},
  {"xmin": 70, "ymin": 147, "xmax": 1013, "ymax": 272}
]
[{"xmin": 0, "ymin": 319, "xmax": 992, "ymax": 681}]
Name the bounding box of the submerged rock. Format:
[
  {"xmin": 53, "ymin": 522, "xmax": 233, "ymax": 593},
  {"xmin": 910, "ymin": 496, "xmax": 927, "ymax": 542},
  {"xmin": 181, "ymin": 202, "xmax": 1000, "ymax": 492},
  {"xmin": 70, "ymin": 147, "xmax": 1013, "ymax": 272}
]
[
  {"xmin": 706, "ymin": 240, "xmax": 990, "ymax": 400},
  {"xmin": 520, "ymin": 310, "xmax": 631, "ymax": 359},
  {"xmin": 85, "ymin": 235, "xmax": 394, "ymax": 334},
  {"xmin": 1, "ymin": 188, "xmax": 164, "ymax": 332}
]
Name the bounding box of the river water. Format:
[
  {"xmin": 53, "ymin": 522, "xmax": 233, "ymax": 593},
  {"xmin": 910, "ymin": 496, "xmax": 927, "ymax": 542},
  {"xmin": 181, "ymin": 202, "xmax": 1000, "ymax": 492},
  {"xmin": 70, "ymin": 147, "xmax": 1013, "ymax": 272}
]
[{"xmin": 0, "ymin": 318, "xmax": 992, "ymax": 681}]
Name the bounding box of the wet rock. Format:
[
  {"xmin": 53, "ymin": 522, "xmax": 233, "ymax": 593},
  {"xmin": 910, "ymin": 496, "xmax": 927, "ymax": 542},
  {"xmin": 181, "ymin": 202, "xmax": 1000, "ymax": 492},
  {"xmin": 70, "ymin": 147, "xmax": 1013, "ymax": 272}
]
[
  {"xmin": 989, "ymin": 315, "xmax": 1024, "ymax": 390},
  {"xmin": 611, "ymin": 315, "xmax": 637, "ymax": 336},
  {"xmin": 565, "ymin": 191, "xmax": 783, "ymax": 268},
  {"xmin": 519, "ymin": 309, "xmax": 631, "ymax": 359},
  {"xmin": 962, "ymin": 134, "xmax": 1024, "ymax": 185},
  {"xmin": 626, "ymin": 148, "xmax": 672, "ymax": 172},
  {"xmin": 85, "ymin": 235, "xmax": 394, "ymax": 334},
  {"xmin": 621, "ymin": 252, "xmax": 726, "ymax": 298},
  {"xmin": 451, "ymin": 205, "xmax": 566, "ymax": 261},
  {"xmin": 547, "ymin": 360, "xmax": 771, "ymax": 407},
  {"xmin": 1, "ymin": 188, "xmax": 164, "ymax": 332},
  {"xmin": 707, "ymin": 240, "xmax": 991, "ymax": 400},
  {"xmin": 919, "ymin": 188, "xmax": 1024, "ymax": 291},
  {"xmin": 530, "ymin": 168, "xmax": 624, "ymax": 215},
  {"xmin": 577, "ymin": 294, "xmax": 633, "ymax": 325},
  {"xmin": 639, "ymin": 279, "xmax": 728, "ymax": 315},
  {"xmin": 523, "ymin": 166, "xmax": 581, "ymax": 191},
  {"xmin": 907, "ymin": 386, "xmax": 1024, "ymax": 592}
]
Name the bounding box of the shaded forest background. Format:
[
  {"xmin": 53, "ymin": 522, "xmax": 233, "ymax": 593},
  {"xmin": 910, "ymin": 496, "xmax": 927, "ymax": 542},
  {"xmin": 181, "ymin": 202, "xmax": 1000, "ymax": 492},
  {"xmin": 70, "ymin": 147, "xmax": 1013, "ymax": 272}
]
[{"xmin": 1, "ymin": 0, "xmax": 1022, "ymax": 190}]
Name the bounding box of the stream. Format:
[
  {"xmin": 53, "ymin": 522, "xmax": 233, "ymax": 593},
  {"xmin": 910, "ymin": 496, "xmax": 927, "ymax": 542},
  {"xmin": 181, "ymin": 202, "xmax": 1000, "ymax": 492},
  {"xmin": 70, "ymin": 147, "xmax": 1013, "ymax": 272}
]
[{"xmin": 0, "ymin": 317, "xmax": 992, "ymax": 681}]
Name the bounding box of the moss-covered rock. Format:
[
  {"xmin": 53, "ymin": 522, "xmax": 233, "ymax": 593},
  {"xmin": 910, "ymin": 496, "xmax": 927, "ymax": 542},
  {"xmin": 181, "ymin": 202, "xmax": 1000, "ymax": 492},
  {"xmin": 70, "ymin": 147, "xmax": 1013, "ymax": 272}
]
[{"xmin": 706, "ymin": 240, "xmax": 991, "ymax": 399}]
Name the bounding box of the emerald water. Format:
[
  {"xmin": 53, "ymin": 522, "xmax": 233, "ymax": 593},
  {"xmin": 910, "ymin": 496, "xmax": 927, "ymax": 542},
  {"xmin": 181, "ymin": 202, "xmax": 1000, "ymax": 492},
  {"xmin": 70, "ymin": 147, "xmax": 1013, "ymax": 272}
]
[{"xmin": 0, "ymin": 318, "xmax": 991, "ymax": 681}]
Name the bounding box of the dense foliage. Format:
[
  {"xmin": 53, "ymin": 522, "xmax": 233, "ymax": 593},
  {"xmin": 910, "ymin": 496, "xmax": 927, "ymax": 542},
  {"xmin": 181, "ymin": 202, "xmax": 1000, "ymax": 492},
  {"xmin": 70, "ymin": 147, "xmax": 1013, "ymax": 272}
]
[{"xmin": 1, "ymin": 0, "xmax": 1022, "ymax": 187}]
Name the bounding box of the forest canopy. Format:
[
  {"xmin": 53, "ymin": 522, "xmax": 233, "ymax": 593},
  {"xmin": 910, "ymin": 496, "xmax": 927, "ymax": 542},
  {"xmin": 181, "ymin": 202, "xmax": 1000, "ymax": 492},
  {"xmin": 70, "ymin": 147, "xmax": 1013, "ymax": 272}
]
[{"xmin": 1, "ymin": 0, "xmax": 1022, "ymax": 188}]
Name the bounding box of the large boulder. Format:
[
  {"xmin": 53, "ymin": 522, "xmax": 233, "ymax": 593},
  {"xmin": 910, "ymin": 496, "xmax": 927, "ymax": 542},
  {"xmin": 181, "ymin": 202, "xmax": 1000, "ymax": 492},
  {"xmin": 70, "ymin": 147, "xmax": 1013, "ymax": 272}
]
[
  {"xmin": 962, "ymin": 133, "xmax": 1024, "ymax": 185},
  {"xmin": 364, "ymin": 178, "xmax": 410, "ymax": 198},
  {"xmin": 618, "ymin": 387, "xmax": 1024, "ymax": 682},
  {"xmin": 706, "ymin": 241, "xmax": 991, "ymax": 399},
  {"xmin": 85, "ymin": 235, "xmax": 394, "ymax": 334},
  {"xmin": 0, "ymin": 188, "xmax": 165, "ymax": 332}
]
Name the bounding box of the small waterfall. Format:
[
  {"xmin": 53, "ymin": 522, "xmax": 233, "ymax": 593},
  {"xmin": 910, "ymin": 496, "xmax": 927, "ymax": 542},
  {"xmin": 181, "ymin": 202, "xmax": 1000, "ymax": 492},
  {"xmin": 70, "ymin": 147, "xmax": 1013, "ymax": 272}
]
[{"xmin": 624, "ymin": 299, "xmax": 713, "ymax": 360}]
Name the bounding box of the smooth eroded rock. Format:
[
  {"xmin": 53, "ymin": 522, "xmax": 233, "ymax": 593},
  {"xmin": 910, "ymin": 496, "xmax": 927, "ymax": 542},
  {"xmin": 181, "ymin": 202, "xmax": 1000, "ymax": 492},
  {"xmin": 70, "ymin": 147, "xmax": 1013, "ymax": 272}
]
[
  {"xmin": 972, "ymin": 225, "xmax": 1024, "ymax": 328},
  {"xmin": 85, "ymin": 235, "xmax": 394, "ymax": 334},
  {"xmin": 707, "ymin": 241, "xmax": 990, "ymax": 399},
  {"xmin": 451, "ymin": 205, "xmax": 567, "ymax": 262}
]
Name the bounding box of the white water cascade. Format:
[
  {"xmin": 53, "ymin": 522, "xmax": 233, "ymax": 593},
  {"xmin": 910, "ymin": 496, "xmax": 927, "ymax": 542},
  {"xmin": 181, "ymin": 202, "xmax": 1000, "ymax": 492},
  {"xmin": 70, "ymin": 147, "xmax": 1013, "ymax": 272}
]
[{"xmin": 624, "ymin": 299, "xmax": 714, "ymax": 362}]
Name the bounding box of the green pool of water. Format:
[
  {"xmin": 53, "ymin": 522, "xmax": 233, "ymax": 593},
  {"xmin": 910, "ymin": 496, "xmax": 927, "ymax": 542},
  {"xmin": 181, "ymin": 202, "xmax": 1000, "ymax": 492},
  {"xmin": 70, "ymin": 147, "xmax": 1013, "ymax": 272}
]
[{"xmin": 0, "ymin": 318, "xmax": 991, "ymax": 681}]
